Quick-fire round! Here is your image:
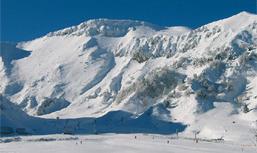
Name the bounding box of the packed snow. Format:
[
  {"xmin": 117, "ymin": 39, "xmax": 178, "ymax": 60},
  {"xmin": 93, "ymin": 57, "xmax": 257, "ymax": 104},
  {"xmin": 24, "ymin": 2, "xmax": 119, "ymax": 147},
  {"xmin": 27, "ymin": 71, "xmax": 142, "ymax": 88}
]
[{"xmin": 0, "ymin": 134, "xmax": 256, "ymax": 153}]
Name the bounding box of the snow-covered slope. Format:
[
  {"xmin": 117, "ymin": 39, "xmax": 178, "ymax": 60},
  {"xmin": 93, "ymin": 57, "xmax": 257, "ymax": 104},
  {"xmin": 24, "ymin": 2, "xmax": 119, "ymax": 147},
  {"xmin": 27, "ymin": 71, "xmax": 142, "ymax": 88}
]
[
  {"xmin": 1, "ymin": 12, "xmax": 257, "ymax": 141},
  {"xmin": 1, "ymin": 134, "xmax": 256, "ymax": 153}
]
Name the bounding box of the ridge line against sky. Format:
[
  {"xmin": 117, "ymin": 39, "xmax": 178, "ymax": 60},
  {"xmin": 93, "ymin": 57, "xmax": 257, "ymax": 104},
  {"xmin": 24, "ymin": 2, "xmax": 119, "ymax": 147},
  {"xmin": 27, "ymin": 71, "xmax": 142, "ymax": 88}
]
[{"xmin": 1, "ymin": 0, "xmax": 256, "ymax": 42}]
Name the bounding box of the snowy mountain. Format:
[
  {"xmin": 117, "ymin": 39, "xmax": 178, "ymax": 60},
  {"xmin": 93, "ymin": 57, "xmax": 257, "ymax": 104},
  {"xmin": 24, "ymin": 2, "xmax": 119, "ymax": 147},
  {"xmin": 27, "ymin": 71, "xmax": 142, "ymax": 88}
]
[{"xmin": 1, "ymin": 12, "xmax": 257, "ymax": 142}]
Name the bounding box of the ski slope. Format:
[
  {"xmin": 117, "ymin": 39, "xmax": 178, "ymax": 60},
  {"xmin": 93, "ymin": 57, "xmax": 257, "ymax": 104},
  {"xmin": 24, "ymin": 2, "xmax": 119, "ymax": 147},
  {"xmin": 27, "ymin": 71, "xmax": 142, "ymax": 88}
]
[
  {"xmin": 0, "ymin": 134, "xmax": 256, "ymax": 153},
  {"xmin": 1, "ymin": 12, "xmax": 257, "ymax": 146}
]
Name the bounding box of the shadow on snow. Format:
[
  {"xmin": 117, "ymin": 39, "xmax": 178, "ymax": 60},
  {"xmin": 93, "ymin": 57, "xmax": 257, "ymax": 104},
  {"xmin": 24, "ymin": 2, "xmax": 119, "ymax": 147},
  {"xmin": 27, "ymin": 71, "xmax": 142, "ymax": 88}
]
[{"xmin": 1, "ymin": 96, "xmax": 186, "ymax": 136}]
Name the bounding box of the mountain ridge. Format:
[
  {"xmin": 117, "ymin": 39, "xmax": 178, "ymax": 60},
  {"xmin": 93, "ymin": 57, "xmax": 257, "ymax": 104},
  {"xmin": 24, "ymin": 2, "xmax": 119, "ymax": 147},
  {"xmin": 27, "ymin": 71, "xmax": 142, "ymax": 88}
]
[{"xmin": 1, "ymin": 12, "xmax": 257, "ymax": 141}]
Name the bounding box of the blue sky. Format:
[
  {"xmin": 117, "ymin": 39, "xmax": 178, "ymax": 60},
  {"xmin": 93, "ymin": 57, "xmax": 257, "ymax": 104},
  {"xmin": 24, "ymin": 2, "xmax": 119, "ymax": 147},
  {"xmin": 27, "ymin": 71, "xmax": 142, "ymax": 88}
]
[{"xmin": 1, "ymin": 0, "xmax": 256, "ymax": 42}]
